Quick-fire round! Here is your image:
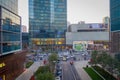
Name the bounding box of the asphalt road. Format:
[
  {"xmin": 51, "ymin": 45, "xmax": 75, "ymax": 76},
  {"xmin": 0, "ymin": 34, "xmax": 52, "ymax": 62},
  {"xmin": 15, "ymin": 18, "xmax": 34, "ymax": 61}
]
[{"xmin": 62, "ymin": 61, "xmax": 81, "ymax": 80}]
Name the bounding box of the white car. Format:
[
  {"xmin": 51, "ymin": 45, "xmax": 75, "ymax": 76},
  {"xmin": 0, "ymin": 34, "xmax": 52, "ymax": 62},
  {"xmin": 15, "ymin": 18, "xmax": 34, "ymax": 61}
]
[
  {"xmin": 81, "ymin": 51, "xmax": 87, "ymax": 55},
  {"xmin": 71, "ymin": 55, "xmax": 75, "ymax": 58},
  {"xmin": 55, "ymin": 76, "xmax": 60, "ymax": 80}
]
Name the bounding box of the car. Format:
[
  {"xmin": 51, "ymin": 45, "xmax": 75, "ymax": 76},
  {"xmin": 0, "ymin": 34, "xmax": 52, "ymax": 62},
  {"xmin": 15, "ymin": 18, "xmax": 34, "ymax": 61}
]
[
  {"xmin": 56, "ymin": 66, "xmax": 62, "ymax": 71},
  {"xmin": 82, "ymin": 52, "xmax": 88, "ymax": 56},
  {"xmin": 70, "ymin": 61, "xmax": 73, "ymax": 65},
  {"xmin": 66, "ymin": 56, "xmax": 69, "ymax": 59},
  {"xmin": 71, "ymin": 55, "xmax": 75, "ymax": 58},
  {"xmin": 39, "ymin": 55, "xmax": 44, "ymax": 60},
  {"xmin": 43, "ymin": 54, "xmax": 47, "ymax": 56},
  {"xmin": 59, "ymin": 66, "xmax": 62, "ymax": 70},
  {"xmin": 63, "ymin": 56, "xmax": 67, "ymax": 61},
  {"xmin": 55, "ymin": 76, "xmax": 60, "ymax": 80},
  {"xmin": 56, "ymin": 70, "xmax": 62, "ymax": 77}
]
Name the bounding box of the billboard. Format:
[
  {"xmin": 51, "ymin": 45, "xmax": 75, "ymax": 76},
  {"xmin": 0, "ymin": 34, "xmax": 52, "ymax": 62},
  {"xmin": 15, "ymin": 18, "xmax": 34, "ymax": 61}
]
[
  {"xmin": 88, "ymin": 23, "xmax": 108, "ymax": 29},
  {"xmin": 73, "ymin": 41, "xmax": 87, "ymax": 51},
  {"xmin": 73, "ymin": 41, "xmax": 94, "ymax": 51}
]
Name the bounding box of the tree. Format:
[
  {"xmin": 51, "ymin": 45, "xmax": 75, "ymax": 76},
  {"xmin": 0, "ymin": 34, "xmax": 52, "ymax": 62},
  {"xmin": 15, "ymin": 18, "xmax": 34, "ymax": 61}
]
[
  {"xmin": 90, "ymin": 50, "xmax": 98, "ymax": 65},
  {"xmin": 100, "ymin": 52, "xmax": 109, "ymax": 68},
  {"xmin": 36, "ymin": 72, "xmax": 54, "ymax": 80},
  {"xmin": 48, "ymin": 53, "xmax": 58, "ymax": 72},
  {"xmin": 90, "ymin": 50, "xmax": 120, "ymax": 78},
  {"xmin": 35, "ymin": 66, "xmax": 55, "ymax": 80},
  {"xmin": 48, "ymin": 53, "xmax": 58, "ymax": 63}
]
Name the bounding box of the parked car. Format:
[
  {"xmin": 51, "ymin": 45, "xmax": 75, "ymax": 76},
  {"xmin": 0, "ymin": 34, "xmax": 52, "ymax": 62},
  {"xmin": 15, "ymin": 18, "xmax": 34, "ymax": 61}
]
[
  {"xmin": 56, "ymin": 70, "xmax": 62, "ymax": 77},
  {"xmin": 55, "ymin": 76, "xmax": 60, "ymax": 80}
]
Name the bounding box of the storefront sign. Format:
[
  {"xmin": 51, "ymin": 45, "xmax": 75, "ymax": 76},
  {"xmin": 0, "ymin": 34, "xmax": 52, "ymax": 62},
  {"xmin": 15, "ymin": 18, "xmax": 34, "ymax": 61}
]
[{"xmin": 0, "ymin": 63, "xmax": 5, "ymax": 68}]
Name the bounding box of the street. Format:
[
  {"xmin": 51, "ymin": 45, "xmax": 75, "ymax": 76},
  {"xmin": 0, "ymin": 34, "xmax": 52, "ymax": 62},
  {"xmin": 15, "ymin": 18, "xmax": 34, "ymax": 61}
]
[{"xmin": 62, "ymin": 61, "xmax": 81, "ymax": 80}]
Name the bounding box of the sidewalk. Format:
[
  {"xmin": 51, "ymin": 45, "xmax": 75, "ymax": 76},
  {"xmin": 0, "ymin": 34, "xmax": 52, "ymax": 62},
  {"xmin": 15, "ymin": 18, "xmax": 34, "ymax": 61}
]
[
  {"xmin": 16, "ymin": 61, "xmax": 43, "ymax": 80},
  {"xmin": 74, "ymin": 60, "xmax": 92, "ymax": 80}
]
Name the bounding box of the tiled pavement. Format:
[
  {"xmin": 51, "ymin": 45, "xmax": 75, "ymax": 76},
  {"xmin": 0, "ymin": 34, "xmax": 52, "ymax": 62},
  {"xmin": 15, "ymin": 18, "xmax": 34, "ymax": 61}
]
[
  {"xmin": 74, "ymin": 60, "xmax": 92, "ymax": 80},
  {"xmin": 16, "ymin": 61, "xmax": 43, "ymax": 80}
]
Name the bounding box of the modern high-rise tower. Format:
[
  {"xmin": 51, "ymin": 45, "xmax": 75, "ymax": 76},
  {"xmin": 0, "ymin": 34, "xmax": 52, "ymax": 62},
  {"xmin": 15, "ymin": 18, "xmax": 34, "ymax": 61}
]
[
  {"xmin": 0, "ymin": 0, "xmax": 21, "ymax": 56},
  {"xmin": 0, "ymin": 0, "xmax": 18, "ymax": 14},
  {"xmin": 110, "ymin": 0, "xmax": 120, "ymax": 53},
  {"xmin": 110, "ymin": 0, "xmax": 120, "ymax": 31},
  {"xmin": 0, "ymin": 1, "xmax": 24, "ymax": 80},
  {"xmin": 29, "ymin": 0, "xmax": 67, "ymax": 51}
]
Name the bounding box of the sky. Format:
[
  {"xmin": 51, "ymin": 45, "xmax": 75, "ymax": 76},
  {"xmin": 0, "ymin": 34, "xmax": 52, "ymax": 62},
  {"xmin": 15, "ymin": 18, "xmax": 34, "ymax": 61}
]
[{"xmin": 18, "ymin": 0, "xmax": 109, "ymax": 30}]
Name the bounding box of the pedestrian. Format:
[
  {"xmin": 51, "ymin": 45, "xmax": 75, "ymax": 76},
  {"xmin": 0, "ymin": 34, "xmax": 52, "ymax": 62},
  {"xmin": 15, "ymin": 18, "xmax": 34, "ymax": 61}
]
[{"xmin": 86, "ymin": 65, "xmax": 88, "ymax": 68}]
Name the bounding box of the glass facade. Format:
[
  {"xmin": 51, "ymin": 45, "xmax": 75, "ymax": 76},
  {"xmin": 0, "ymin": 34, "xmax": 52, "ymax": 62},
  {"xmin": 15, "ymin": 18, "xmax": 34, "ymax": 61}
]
[
  {"xmin": 29, "ymin": 0, "xmax": 67, "ymax": 50},
  {"xmin": 0, "ymin": 0, "xmax": 18, "ymax": 14},
  {"xmin": 22, "ymin": 33, "xmax": 29, "ymax": 49},
  {"xmin": 0, "ymin": 6, "xmax": 21, "ymax": 55},
  {"xmin": 110, "ymin": 0, "xmax": 120, "ymax": 31}
]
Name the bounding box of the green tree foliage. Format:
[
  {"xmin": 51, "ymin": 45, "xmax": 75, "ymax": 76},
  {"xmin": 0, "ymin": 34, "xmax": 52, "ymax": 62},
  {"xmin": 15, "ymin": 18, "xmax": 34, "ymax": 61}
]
[
  {"xmin": 99, "ymin": 53, "xmax": 111, "ymax": 68},
  {"xmin": 91, "ymin": 50, "xmax": 98, "ymax": 65},
  {"xmin": 35, "ymin": 66, "xmax": 55, "ymax": 80},
  {"xmin": 48, "ymin": 53, "xmax": 58, "ymax": 72},
  {"xmin": 93, "ymin": 66, "xmax": 117, "ymax": 80},
  {"xmin": 35, "ymin": 66, "xmax": 50, "ymax": 75},
  {"xmin": 26, "ymin": 61, "xmax": 34, "ymax": 68},
  {"xmin": 36, "ymin": 72, "xmax": 54, "ymax": 80},
  {"xmin": 48, "ymin": 53, "xmax": 58, "ymax": 63},
  {"xmin": 90, "ymin": 50, "xmax": 120, "ymax": 77}
]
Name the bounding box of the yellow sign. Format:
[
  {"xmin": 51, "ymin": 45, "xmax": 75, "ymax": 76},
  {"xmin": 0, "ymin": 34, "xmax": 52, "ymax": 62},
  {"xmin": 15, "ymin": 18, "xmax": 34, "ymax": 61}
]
[{"xmin": 0, "ymin": 63, "xmax": 6, "ymax": 68}]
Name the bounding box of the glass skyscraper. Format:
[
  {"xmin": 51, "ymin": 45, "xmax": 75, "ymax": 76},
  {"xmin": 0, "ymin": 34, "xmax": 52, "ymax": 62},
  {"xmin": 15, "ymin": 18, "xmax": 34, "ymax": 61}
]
[
  {"xmin": 110, "ymin": 0, "xmax": 120, "ymax": 31},
  {"xmin": 110, "ymin": 0, "xmax": 120, "ymax": 53},
  {"xmin": 0, "ymin": 1, "xmax": 24, "ymax": 80},
  {"xmin": 0, "ymin": 0, "xmax": 21, "ymax": 55},
  {"xmin": 29, "ymin": 0, "xmax": 67, "ymax": 51}
]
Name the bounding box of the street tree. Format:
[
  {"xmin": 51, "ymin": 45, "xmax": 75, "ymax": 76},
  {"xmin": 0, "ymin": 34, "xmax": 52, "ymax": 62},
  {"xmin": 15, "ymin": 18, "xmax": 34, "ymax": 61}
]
[
  {"xmin": 48, "ymin": 53, "xmax": 58, "ymax": 72},
  {"xmin": 91, "ymin": 50, "xmax": 98, "ymax": 65}
]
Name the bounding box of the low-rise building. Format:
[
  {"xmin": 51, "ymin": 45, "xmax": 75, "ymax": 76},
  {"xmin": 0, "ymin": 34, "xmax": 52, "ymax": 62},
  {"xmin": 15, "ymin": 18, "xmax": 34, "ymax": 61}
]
[{"xmin": 66, "ymin": 21, "xmax": 109, "ymax": 51}]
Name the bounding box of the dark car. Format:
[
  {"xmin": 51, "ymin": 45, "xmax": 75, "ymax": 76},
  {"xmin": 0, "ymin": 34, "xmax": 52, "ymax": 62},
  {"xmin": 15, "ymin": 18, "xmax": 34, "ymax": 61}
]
[
  {"xmin": 70, "ymin": 61, "xmax": 73, "ymax": 65},
  {"xmin": 56, "ymin": 70, "xmax": 62, "ymax": 77}
]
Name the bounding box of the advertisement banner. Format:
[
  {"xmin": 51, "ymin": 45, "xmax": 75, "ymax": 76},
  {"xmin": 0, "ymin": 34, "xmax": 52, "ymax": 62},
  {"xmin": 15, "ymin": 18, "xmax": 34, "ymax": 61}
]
[{"xmin": 73, "ymin": 41, "xmax": 87, "ymax": 51}]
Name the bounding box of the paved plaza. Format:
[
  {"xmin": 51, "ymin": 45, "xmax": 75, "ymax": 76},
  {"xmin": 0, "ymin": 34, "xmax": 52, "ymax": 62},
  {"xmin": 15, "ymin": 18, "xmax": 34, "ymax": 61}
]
[
  {"xmin": 16, "ymin": 61, "xmax": 43, "ymax": 80},
  {"xmin": 74, "ymin": 60, "xmax": 92, "ymax": 80}
]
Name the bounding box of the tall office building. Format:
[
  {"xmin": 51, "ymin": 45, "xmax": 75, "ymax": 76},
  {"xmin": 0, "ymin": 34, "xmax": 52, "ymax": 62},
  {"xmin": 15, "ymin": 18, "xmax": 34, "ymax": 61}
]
[
  {"xmin": 0, "ymin": 0, "xmax": 21, "ymax": 56},
  {"xmin": 110, "ymin": 0, "xmax": 120, "ymax": 53},
  {"xmin": 0, "ymin": 0, "xmax": 24, "ymax": 80},
  {"xmin": 110, "ymin": 0, "xmax": 120, "ymax": 31},
  {"xmin": 0, "ymin": 0, "xmax": 18, "ymax": 14},
  {"xmin": 29, "ymin": 0, "xmax": 67, "ymax": 51}
]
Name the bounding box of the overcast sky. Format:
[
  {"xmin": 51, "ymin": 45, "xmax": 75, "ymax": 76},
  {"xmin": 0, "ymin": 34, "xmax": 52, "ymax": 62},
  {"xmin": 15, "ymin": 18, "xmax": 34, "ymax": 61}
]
[{"xmin": 18, "ymin": 0, "xmax": 109, "ymax": 30}]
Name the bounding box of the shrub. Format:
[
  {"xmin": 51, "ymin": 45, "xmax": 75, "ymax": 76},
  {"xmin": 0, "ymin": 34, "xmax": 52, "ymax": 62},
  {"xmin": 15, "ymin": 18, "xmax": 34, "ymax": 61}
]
[
  {"xmin": 93, "ymin": 66, "xmax": 117, "ymax": 80},
  {"xmin": 84, "ymin": 67, "xmax": 103, "ymax": 80},
  {"xmin": 35, "ymin": 66, "xmax": 54, "ymax": 80},
  {"xmin": 26, "ymin": 61, "xmax": 34, "ymax": 68},
  {"xmin": 35, "ymin": 66, "xmax": 50, "ymax": 75}
]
